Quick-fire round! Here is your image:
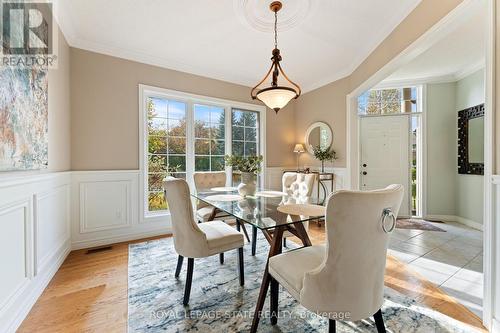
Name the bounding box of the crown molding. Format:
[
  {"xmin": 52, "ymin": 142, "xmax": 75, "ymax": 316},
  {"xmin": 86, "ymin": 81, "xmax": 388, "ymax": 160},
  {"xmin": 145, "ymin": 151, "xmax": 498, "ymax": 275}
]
[
  {"xmin": 376, "ymin": 59, "xmax": 485, "ymax": 89},
  {"xmin": 454, "ymin": 58, "xmax": 486, "ymax": 80}
]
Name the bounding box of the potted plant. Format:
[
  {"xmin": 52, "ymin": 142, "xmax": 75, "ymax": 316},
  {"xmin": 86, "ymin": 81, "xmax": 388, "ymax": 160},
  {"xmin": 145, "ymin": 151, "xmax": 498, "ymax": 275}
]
[
  {"xmin": 312, "ymin": 146, "xmax": 337, "ymax": 172},
  {"xmin": 224, "ymin": 154, "xmax": 263, "ymax": 197}
]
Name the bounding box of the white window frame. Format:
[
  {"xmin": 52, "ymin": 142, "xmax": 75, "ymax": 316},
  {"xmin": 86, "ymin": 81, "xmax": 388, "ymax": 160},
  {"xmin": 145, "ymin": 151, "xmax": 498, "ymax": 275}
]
[{"xmin": 138, "ymin": 84, "xmax": 266, "ymax": 222}]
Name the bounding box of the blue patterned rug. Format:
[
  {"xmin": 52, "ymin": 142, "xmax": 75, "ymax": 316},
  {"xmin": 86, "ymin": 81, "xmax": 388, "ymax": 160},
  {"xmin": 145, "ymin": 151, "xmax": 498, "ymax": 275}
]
[{"xmin": 128, "ymin": 234, "xmax": 479, "ymax": 332}]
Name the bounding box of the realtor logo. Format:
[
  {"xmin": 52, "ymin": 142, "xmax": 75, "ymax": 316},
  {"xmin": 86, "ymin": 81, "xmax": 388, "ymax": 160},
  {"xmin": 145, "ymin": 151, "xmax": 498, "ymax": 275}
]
[{"xmin": 1, "ymin": 0, "xmax": 57, "ymax": 67}]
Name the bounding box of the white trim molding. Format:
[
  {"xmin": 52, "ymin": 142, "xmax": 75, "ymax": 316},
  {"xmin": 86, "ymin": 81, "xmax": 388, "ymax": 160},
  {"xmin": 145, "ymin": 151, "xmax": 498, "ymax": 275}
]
[{"xmin": 424, "ymin": 214, "xmax": 484, "ymax": 231}]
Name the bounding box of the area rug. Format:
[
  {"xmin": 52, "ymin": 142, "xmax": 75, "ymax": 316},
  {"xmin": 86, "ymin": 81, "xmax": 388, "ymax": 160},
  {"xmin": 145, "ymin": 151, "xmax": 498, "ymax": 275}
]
[
  {"xmin": 128, "ymin": 235, "xmax": 476, "ymax": 332},
  {"xmin": 397, "ymin": 218, "xmax": 446, "ymax": 232}
]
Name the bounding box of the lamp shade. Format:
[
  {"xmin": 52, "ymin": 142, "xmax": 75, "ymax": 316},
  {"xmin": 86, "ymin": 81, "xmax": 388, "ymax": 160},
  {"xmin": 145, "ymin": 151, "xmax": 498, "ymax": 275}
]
[
  {"xmin": 256, "ymin": 87, "xmax": 296, "ymax": 112},
  {"xmin": 293, "ymin": 143, "xmax": 305, "ymax": 153}
]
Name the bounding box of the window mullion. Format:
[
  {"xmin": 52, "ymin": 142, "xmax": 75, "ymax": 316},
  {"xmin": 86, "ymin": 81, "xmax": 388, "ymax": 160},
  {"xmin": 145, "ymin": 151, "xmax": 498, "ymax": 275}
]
[
  {"xmin": 186, "ymin": 100, "xmax": 195, "ymax": 189},
  {"xmin": 225, "ymin": 106, "xmax": 232, "ymax": 185}
]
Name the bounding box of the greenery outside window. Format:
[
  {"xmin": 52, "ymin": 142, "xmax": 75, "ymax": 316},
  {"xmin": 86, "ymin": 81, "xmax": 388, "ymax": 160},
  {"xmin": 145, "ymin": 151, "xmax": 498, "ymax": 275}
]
[
  {"xmin": 231, "ymin": 109, "xmax": 260, "ymax": 184},
  {"xmin": 147, "ymin": 97, "xmax": 187, "ymax": 211},
  {"xmin": 358, "ymin": 87, "xmax": 418, "ymax": 115},
  {"xmin": 194, "ymin": 104, "xmax": 226, "ymax": 172},
  {"xmin": 141, "ymin": 86, "xmax": 266, "ymax": 217}
]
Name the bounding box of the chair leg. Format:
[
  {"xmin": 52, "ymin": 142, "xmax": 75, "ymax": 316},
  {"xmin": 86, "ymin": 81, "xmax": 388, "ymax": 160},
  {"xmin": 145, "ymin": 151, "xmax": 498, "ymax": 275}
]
[
  {"xmin": 183, "ymin": 258, "xmax": 194, "ymax": 306},
  {"xmin": 252, "ymin": 226, "xmax": 257, "ymax": 256},
  {"xmin": 270, "ymin": 277, "xmax": 279, "ymax": 325},
  {"xmin": 329, "ymin": 319, "xmax": 336, "ymax": 333},
  {"xmin": 283, "ymin": 237, "xmax": 287, "ymax": 247},
  {"xmin": 373, "ymin": 309, "xmax": 386, "ymax": 333},
  {"xmin": 219, "ymin": 253, "xmax": 224, "ymax": 264},
  {"xmin": 175, "ymin": 255, "xmax": 184, "ymax": 278},
  {"xmin": 237, "ymin": 247, "xmax": 244, "ymax": 286}
]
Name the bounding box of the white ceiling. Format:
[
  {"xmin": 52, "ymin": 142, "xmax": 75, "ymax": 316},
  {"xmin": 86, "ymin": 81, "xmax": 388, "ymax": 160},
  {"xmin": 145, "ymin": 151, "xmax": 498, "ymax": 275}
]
[
  {"xmin": 381, "ymin": 3, "xmax": 486, "ymax": 85},
  {"xmin": 56, "ymin": 0, "xmax": 422, "ymax": 92}
]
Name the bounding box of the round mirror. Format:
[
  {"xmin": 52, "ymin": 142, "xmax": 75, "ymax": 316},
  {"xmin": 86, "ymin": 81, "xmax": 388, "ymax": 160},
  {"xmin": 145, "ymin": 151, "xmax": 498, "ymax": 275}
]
[{"xmin": 305, "ymin": 122, "xmax": 333, "ymax": 154}]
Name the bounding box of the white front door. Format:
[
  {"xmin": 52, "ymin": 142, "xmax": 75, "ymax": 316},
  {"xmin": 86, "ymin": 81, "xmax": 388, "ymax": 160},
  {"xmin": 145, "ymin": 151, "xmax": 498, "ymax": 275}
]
[{"xmin": 360, "ymin": 115, "xmax": 411, "ymax": 217}]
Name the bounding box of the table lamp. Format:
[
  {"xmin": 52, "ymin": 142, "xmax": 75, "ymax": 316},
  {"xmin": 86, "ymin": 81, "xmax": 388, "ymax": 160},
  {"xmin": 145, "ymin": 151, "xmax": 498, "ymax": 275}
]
[{"xmin": 293, "ymin": 144, "xmax": 305, "ymax": 171}]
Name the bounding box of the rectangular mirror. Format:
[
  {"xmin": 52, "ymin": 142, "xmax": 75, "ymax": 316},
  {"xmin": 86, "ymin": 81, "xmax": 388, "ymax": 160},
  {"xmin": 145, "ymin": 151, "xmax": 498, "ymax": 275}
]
[
  {"xmin": 458, "ymin": 104, "xmax": 484, "ymax": 175},
  {"xmin": 468, "ymin": 117, "xmax": 484, "ymax": 163}
]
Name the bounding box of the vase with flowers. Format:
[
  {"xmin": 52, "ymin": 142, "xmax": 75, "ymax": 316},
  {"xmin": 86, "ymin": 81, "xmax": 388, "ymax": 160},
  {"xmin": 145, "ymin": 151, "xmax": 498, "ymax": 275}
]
[
  {"xmin": 312, "ymin": 146, "xmax": 337, "ymax": 172},
  {"xmin": 224, "ymin": 154, "xmax": 263, "ymax": 197}
]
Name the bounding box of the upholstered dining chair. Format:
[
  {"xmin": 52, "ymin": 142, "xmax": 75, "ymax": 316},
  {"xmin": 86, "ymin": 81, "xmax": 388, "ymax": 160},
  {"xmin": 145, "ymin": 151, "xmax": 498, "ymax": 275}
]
[
  {"xmin": 163, "ymin": 177, "xmax": 245, "ymax": 305},
  {"xmin": 193, "ymin": 171, "xmax": 229, "ymax": 222},
  {"xmin": 281, "ymin": 172, "xmax": 317, "ymax": 247},
  {"xmin": 262, "ymin": 184, "xmax": 404, "ymax": 332},
  {"xmin": 193, "ymin": 171, "xmax": 252, "ymax": 259}
]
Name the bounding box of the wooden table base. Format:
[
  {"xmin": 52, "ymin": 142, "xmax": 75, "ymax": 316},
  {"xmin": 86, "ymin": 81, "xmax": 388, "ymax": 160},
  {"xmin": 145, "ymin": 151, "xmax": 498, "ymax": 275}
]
[{"xmin": 250, "ymin": 221, "xmax": 312, "ymax": 333}]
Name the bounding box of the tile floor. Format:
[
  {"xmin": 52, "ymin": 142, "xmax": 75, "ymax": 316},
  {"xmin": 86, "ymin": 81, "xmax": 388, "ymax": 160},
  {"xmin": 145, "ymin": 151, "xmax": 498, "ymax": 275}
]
[{"xmin": 387, "ymin": 221, "xmax": 483, "ymax": 317}]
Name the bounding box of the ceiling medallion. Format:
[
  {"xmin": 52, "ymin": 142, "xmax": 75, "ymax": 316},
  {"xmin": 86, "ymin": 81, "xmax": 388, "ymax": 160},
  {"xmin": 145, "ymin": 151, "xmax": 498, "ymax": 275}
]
[
  {"xmin": 234, "ymin": 0, "xmax": 313, "ymax": 33},
  {"xmin": 250, "ymin": 1, "xmax": 301, "ymax": 113}
]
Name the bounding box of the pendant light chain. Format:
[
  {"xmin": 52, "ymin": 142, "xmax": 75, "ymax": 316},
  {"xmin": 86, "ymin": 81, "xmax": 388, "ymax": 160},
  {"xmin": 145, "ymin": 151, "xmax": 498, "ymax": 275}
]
[
  {"xmin": 250, "ymin": 1, "xmax": 301, "ymax": 113},
  {"xmin": 274, "ymin": 10, "xmax": 278, "ymax": 49}
]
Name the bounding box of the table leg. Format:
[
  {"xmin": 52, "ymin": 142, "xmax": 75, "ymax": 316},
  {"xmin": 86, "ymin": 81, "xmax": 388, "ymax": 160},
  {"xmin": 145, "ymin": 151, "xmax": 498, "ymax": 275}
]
[
  {"xmin": 270, "ymin": 277, "xmax": 279, "ymax": 325},
  {"xmin": 250, "ymin": 226, "xmax": 285, "ymax": 333},
  {"xmin": 252, "ymin": 226, "xmax": 257, "ymax": 256},
  {"xmin": 289, "ymin": 215, "xmax": 313, "ymax": 247},
  {"xmin": 236, "ymin": 219, "xmax": 251, "ymax": 242}
]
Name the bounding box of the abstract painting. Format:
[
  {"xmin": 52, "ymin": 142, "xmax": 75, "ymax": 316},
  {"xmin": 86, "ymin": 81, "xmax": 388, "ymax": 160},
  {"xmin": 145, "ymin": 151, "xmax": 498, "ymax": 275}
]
[{"xmin": 0, "ymin": 66, "xmax": 48, "ymax": 170}]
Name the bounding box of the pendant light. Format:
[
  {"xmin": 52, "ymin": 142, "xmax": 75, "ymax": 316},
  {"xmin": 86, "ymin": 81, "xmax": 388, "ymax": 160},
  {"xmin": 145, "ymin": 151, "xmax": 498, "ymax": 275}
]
[{"xmin": 251, "ymin": 1, "xmax": 301, "ymax": 113}]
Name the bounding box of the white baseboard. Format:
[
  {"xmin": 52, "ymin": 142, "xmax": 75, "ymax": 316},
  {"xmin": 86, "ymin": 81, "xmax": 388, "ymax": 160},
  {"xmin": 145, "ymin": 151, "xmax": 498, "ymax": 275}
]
[
  {"xmin": 425, "ymin": 214, "xmax": 483, "ymax": 231},
  {"xmin": 71, "ymin": 227, "xmax": 171, "ymax": 250}
]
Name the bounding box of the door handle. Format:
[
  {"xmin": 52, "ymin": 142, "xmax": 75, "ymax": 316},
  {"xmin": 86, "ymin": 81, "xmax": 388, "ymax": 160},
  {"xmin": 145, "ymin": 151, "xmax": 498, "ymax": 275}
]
[{"xmin": 362, "ymin": 171, "xmax": 367, "ymax": 175}]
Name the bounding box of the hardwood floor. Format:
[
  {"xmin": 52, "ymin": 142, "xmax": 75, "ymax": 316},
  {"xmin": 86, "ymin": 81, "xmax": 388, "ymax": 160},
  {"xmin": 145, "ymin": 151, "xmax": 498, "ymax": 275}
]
[{"xmin": 19, "ymin": 224, "xmax": 485, "ymax": 333}]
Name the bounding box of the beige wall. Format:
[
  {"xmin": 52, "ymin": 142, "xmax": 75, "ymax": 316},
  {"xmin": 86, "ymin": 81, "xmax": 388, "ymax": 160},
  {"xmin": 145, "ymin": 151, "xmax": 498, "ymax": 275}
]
[
  {"xmin": 295, "ymin": 78, "xmax": 350, "ymax": 168},
  {"xmin": 70, "ymin": 48, "xmax": 295, "ymax": 170},
  {"xmin": 48, "ymin": 24, "xmax": 71, "ymax": 171},
  {"xmin": 294, "ymin": 0, "xmax": 463, "ymax": 170},
  {"xmin": 266, "ymin": 102, "xmax": 296, "ymax": 167}
]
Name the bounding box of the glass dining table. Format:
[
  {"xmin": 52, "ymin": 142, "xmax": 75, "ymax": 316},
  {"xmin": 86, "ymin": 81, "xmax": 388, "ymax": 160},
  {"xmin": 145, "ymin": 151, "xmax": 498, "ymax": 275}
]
[{"xmin": 191, "ymin": 187, "xmax": 326, "ymax": 333}]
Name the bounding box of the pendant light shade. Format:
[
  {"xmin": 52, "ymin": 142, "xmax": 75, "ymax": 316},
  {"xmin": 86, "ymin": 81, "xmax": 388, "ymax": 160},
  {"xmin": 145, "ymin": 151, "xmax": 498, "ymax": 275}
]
[
  {"xmin": 256, "ymin": 87, "xmax": 297, "ymax": 112},
  {"xmin": 251, "ymin": 1, "xmax": 301, "ymax": 113}
]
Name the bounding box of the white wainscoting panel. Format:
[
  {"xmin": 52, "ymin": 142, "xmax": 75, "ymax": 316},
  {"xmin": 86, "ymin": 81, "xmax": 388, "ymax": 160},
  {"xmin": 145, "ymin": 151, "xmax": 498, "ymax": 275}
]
[
  {"xmin": 71, "ymin": 170, "xmax": 171, "ymax": 250},
  {"xmin": 0, "ymin": 199, "xmax": 32, "ymax": 313},
  {"xmin": 35, "ymin": 185, "xmax": 70, "ymax": 274},
  {"xmin": 79, "ymin": 180, "xmax": 131, "ymax": 233},
  {"xmin": 0, "ymin": 172, "xmax": 71, "ymax": 333}
]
